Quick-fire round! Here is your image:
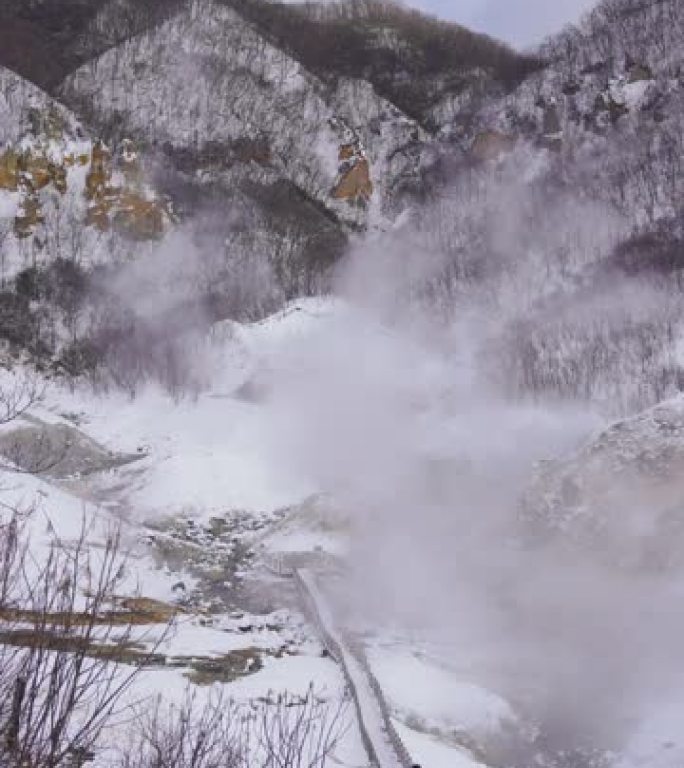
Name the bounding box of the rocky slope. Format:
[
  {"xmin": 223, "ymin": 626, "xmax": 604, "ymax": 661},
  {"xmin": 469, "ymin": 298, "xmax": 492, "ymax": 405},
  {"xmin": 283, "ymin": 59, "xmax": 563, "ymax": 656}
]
[
  {"xmin": 0, "ymin": 64, "xmax": 176, "ymax": 378},
  {"xmin": 0, "ymin": 66, "xmax": 171, "ymax": 250},
  {"xmin": 411, "ymin": 0, "xmax": 683, "ymax": 415},
  {"xmin": 521, "ymin": 395, "xmax": 684, "ymax": 570}
]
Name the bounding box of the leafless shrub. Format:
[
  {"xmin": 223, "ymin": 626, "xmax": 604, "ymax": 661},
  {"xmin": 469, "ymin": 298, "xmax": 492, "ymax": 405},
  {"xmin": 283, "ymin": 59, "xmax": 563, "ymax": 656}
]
[
  {"xmin": 0, "ymin": 490, "xmax": 343, "ymax": 768},
  {"xmin": 0, "ymin": 510, "xmax": 165, "ymax": 768},
  {"xmin": 0, "ymin": 370, "xmax": 75, "ymax": 476},
  {"xmin": 0, "ymin": 506, "xmax": 30, "ymax": 613},
  {"xmin": 119, "ymin": 689, "xmax": 246, "ymax": 768},
  {"xmin": 252, "ymin": 688, "xmax": 348, "ymax": 768},
  {"xmin": 120, "ymin": 685, "xmax": 348, "ymax": 768}
]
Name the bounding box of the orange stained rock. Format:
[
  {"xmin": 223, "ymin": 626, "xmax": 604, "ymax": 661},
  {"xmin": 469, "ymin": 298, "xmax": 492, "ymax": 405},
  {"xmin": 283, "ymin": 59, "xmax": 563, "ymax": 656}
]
[
  {"xmin": 0, "ymin": 149, "xmax": 20, "ymax": 190},
  {"xmin": 470, "ymin": 130, "xmax": 516, "ymax": 162},
  {"xmin": 332, "ymin": 157, "xmax": 373, "ymax": 203},
  {"xmin": 113, "ymin": 191, "xmax": 165, "ymax": 240},
  {"xmin": 20, "ymin": 153, "xmax": 53, "ymax": 191}
]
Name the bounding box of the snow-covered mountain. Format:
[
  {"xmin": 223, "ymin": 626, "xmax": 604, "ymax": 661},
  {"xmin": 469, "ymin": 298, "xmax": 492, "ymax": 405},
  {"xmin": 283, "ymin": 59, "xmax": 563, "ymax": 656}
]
[
  {"xmin": 0, "ymin": 0, "xmax": 680, "ymax": 413},
  {"xmin": 0, "ymin": 0, "xmax": 683, "ymax": 502}
]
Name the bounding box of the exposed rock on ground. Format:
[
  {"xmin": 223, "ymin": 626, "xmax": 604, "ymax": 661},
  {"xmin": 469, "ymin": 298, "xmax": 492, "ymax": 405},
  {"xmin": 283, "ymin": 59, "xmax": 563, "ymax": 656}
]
[{"xmin": 520, "ymin": 396, "xmax": 684, "ymax": 569}]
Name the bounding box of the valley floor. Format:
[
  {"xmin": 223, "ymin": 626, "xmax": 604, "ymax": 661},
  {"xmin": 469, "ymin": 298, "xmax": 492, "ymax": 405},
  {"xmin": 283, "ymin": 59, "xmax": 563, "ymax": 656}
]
[{"xmin": 1, "ymin": 298, "xmax": 683, "ymax": 768}]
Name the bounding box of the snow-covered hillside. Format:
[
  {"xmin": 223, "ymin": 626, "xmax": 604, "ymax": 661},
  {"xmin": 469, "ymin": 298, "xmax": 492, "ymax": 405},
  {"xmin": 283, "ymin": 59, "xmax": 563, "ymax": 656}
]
[
  {"xmin": 0, "ymin": 64, "xmax": 171, "ymax": 287},
  {"xmin": 59, "ymin": 0, "xmax": 428, "ymax": 229}
]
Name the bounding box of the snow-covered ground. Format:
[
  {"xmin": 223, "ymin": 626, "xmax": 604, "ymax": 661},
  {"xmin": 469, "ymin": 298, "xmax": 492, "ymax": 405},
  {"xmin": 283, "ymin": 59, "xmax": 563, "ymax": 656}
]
[
  {"xmin": 3, "ymin": 297, "xmax": 684, "ymax": 768},
  {"xmin": 0, "ymin": 298, "xmax": 508, "ymax": 767}
]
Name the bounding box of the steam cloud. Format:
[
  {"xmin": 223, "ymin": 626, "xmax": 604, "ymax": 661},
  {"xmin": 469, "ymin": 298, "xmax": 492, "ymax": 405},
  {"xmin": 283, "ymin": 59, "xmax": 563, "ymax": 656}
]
[
  {"xmin": 105, "ymin": 148, "xmax": 684, "ymax": 766},
  {"xmin": 251, "ymin": 195, "xmax": 684, "ymax": 765}
]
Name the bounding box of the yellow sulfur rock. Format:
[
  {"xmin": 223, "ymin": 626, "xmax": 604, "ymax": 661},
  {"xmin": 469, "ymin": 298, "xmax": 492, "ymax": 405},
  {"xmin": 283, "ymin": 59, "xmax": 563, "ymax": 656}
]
[
  {"xmin": 0, "ymin": 149, "xmax": 20, "ymax": 191},
  {"xmin": 85, "ymin": 142, "xmax": 112, "ymax": 200},
  {"xmin": 20, "ymin": 153, "xmax": 52, "ymax": 191},
  {"xmin": 86, "ymin": 201, "xmax": 112, "ymax": 232},
  {"xmin": 50, "ymin": 163, "xmax": 68, "ymax": 195}
]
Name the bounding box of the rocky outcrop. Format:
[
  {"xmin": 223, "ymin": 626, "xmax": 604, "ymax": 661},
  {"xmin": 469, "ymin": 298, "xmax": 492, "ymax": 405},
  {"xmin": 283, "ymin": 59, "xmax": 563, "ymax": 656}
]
[
  {"xmin": 628, "ymin": 62, "xmax": 654, "ymax": 83},
  {"xmin": 111, "ymin": 191, "xmax": 166, "ymax": 240},
  {"xmin": 332, "ymin": 142, "xmax": 373, "ymax": 204},
  {"xmin": 1, "ymin": 127, "xmax": 169, "ymax": 241},
  {"xmin": 520, "ymin": 397, "xmax": 684, "ymax": 570},
  {"xmin": 84, "ymin": 141, "xmax": 169, "ymax": 239},
  {"xmin": 0, "ymin": 146, "xmax": 69, "ymax": 238},
  {"xmin": 22, "ymin": 154, "xmax": 63, "ymax": 193},
  {"xmin": 1, "ymin": 63, "xmax": 171, "ymax": 245},
  {"xmin": 0, "ymin": 146, "xmax": 70, "ymax": 198},
  {"xmin": 84, "ymin": 141, "xmax": 111, "ymax": 200}
]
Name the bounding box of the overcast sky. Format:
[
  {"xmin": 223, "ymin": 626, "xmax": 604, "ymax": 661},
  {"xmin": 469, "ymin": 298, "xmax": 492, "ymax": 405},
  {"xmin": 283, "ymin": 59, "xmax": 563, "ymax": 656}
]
[{"xmin": 406, "ymin": 0, "xmax": 596, "ymax": 47}]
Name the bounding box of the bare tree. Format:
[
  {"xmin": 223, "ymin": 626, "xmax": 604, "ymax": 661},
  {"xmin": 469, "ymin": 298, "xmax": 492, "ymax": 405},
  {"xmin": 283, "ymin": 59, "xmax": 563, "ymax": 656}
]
[
  {"xmin": 0, "ymin": 370, "xmax": 43, "ymax": 428},
  {"xmin": 0, "ymin": 221, "xmax": 11, "ymax": 289}
]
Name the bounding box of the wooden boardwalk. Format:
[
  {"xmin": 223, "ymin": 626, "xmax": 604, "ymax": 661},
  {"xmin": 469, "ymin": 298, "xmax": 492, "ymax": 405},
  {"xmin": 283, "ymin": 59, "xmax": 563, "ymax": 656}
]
[{"xmin": 294, "ymin": 568, "xmax": 414, "ymax": 768}]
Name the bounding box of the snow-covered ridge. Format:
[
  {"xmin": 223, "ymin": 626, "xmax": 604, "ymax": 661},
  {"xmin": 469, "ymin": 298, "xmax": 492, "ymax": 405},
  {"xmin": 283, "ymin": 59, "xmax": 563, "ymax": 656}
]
[{"xmin": 59, "ymin": 0, "xmax": 429, "ymax": 227}]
